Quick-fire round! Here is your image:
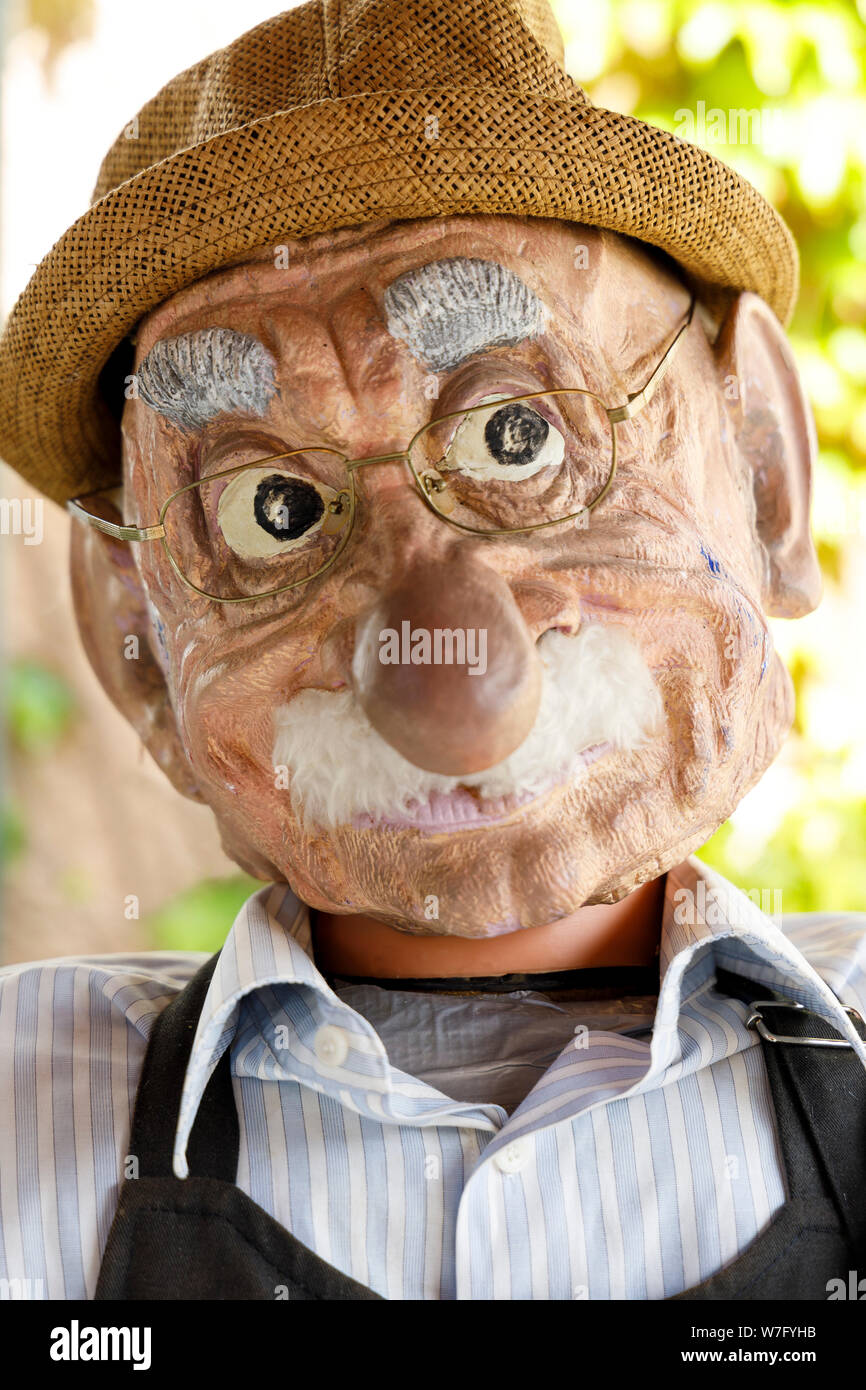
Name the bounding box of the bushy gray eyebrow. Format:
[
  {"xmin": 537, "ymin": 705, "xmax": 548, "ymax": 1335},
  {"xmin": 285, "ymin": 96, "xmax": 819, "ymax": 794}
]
[
  {"xmin": 383, "ymin": 257, "xmax": 544, "ymax": 373},
  {"xmin": 136, "ymin": 328, "xmax": 277, "ymax": 432}
]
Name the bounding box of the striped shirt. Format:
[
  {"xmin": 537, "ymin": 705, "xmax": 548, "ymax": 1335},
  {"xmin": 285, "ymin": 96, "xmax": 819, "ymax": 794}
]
[{"xmin": 1, "ymin": 856, "xmax": 865, "ymax": 1301}]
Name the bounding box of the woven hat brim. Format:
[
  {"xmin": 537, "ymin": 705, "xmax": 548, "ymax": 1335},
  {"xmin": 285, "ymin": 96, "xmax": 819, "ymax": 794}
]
[{"xmin": 0, "ymin": 88, "xmax": 798, "ymax": 506}]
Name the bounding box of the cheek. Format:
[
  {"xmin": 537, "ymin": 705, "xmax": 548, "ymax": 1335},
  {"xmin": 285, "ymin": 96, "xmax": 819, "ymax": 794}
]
[
  {"xmin": 653, "ymin": 575, "xmax": 781, "ymax": 810},
  {"xmin": 168, "ymin": 631, "xmax": 312, "ymax": 804},
  {"xmin": 184, "ymin": 680, "xmax": 273, "ymax": 797}
]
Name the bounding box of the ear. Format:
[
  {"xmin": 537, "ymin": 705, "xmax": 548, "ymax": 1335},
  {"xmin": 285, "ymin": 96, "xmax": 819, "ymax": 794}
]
[
  {"xmin": 715, "ymin": 291, "xmax": 822, "ymax": 618},
  {"xmin": 69, "ymin": 498, "xmax": 205, "ymax": 803}
]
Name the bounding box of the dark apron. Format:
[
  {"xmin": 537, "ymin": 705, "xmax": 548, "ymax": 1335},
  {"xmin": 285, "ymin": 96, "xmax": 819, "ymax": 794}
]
[{"xmin": 94, "ymin": 954, "xmax": 866, "ymax": 1300}]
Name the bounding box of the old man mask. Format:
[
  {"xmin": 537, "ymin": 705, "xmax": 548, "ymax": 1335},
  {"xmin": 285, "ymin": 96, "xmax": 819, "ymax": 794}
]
[{"xmin": 68, "ymin": 211, "xmax": 820, "ymax": 938}]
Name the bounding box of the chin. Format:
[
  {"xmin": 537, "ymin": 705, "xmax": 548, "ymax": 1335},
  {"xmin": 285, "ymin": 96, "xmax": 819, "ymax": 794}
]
[{"xmin": 265, "ymin": 744, "xmax": 670, "ymax": 936}]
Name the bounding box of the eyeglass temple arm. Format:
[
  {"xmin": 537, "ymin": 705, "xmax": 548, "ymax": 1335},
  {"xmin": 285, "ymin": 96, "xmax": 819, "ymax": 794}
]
[
  {"xmin": 607, "ymin": 295, "xmax": 696, "ymax": 425},
  {"xmin": 66, "ymin": 496, "xmax": 164, "ymax": 541}
]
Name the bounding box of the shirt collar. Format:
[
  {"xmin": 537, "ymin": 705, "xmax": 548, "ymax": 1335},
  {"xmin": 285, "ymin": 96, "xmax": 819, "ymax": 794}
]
[
  {"xmin": 172, "ymin": 882, "xmax": 503, "ymax": 1177},
  {"xmin": 491, "ymin": 858, "xmax": 866, "ymax": 1154},
  {"xmin": 652, "ymin": 857, "xmax": 866, "ymax": 1071},
  {"xmin": 172, "ymin": 861, "xmax": 866, "ymax": 1178}
]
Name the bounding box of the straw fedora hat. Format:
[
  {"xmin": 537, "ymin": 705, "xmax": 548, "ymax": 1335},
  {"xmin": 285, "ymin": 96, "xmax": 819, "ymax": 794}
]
[{"xmin": 0, "ymin": 0, "xmax": 798, "ymax": 507}]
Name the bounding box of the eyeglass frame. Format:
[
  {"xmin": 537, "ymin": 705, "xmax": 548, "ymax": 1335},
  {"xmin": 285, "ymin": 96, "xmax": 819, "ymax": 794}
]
[{"xmin": 67, "ymin": 294, "xmax": 696, "ymax": 605}]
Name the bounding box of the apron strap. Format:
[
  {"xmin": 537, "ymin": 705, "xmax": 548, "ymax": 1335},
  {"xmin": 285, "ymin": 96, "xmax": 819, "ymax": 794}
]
[
  {"xmin": 132, "ymin": 951, "xmax": 238, "ymax": 1182},
  {"xmin": 97, "ymin": 948, "xmax": 384, "ymax": 1300},
  {"xmin": 673, "ymin": 968, "xmax": 866, "ymax": 1299},
  {"xmin": 716, "ymin": 968, "xmax": 866, "ymax": 1249}
]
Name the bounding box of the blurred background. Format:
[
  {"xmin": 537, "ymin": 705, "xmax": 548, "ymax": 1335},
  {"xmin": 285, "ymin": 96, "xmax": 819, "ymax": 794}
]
[{"xmin": 1, "ymin": 0, "xmax": 865, "ymax": 964}]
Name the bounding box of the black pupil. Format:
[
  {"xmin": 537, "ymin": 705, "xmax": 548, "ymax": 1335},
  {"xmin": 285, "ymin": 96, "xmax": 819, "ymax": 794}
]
[
  {"xmin": 484, "ymin": 403, "xmax": 549, "ymax": 468},
  {"xmin": 253, "ymin": 475, "xmax": 324, "ymax": 541}
]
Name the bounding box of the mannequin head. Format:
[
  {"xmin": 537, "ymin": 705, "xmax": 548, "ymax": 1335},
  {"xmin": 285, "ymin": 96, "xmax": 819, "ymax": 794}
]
[{"xmin": 71, "ymin": 213, "xmax": 820, "ymax": 936}]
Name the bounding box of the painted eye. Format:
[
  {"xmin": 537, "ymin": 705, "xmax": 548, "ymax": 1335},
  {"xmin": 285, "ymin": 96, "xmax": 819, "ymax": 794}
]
[
  {"xmin": 442, "ymin": 396, "xmax": 565, "ymax": 481},
  {"xmin": 217, "ymin": 467, "xmax": 338, "ymax": 559}
]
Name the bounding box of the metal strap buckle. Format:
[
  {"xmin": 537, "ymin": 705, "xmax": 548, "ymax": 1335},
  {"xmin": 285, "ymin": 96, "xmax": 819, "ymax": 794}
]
[{"xmin": 746, "ymin": 998, "xmax": 866, "ymax": 1049}]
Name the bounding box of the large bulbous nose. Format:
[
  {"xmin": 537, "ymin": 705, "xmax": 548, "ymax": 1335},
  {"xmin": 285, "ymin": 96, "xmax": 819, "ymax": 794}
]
[{"xmin": 349, "ymin": 552, "xmax": 542, "ymax": 775}]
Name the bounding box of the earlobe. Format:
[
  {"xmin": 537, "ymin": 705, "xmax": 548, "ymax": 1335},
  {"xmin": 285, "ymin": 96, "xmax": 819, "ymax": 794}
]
[
  {"xmin": 715, "ymin": 291, "xmax": 822, "ymax": 618},
  {"xmin": 69, "ymin": 502, "xmax": 206, "ymax": 803}
]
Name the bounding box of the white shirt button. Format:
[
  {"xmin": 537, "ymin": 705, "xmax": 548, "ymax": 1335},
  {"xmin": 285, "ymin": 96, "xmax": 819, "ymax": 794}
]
[
  {"xmin": 493, "ymin": 1138, "xmax": 531, "ymax": 1174},
  {"xmin": 313, "ymin": 1024, "xmax": 349, "ymax": 1068}
]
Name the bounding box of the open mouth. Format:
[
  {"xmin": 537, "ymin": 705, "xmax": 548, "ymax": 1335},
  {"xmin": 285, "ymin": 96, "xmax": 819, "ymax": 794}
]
[{"xmin": 350, "ymin": 742, "xmax": 612, "ymax": 831}]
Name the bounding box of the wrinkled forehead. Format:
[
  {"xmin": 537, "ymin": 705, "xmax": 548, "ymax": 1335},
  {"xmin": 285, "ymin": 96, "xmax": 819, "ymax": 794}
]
[
  {"xmin": 132, "ymin": 215, "xmax": 671, "ymax": 362},
  {"xmin": 123, "ymin": 216, "xmax": 692, "ymax": 462}
]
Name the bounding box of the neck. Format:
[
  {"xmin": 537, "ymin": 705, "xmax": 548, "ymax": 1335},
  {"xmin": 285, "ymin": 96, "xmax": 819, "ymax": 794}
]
[{"xmin": 311, "ymin": 874, "xmax": 666, "ymax": 980}]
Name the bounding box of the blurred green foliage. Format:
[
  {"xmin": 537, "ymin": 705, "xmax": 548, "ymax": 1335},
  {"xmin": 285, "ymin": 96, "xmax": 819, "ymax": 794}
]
[
  {"xmin": 553, "ymin": 0, "xmax": 866, "ymax": 913},
  {"xmin": 145, "ymin": 875, "xmax": 262, "ymax": 953},
  {"xmin": 2, "ymin": 802, "xmax": 26, "ymax": 864},
  {"xmin": 6, "ymin": 659, "xmax": 76, "ymax": 753},
  {"xmin": 702, "ymin": 785, "xmax": 866, "ymax": 912}
]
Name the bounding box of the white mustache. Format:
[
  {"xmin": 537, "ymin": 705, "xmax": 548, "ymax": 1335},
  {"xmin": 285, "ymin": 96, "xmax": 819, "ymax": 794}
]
[{"xmin": 272, "ymin": 623, "xmax": 665, "ymax": 831}]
